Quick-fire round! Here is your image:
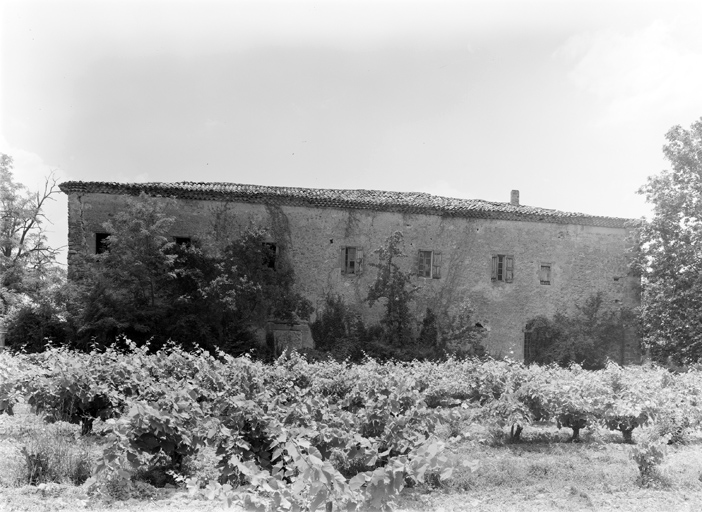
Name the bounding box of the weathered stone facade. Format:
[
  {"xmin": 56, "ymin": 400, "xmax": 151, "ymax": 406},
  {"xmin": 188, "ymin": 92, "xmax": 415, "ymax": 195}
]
[{"xmin": 59, "ymin": 181, "xmax": 641, "ymax": 362}]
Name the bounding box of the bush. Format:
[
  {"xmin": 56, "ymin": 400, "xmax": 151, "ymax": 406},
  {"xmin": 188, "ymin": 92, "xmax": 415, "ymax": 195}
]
[
  {"xmin": 5, "ymin": 303, "xmax": 73, "ymax": 352},
  {"xmin": 525, "ymin": 293, "xmax": 634, "ymax": 369},
  {"xmin": 310, "ymin": 294, "xmax": 351, "ymax": 351},
  {"xmin": 631, "ymin": 428, "xmax": 671, "ymax": 488}
]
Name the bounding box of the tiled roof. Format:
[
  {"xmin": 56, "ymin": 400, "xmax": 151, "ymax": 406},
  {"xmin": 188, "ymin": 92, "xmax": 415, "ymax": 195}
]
[{"xmin": 58, "ymin": 181, "xmax": 637, "ymax": 228}]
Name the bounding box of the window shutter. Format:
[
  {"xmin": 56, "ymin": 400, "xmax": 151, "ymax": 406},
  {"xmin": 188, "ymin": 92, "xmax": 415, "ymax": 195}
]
[
  {"xmin": 432, "ymin": 252, "xmax": 442, "ymax": 279},
  {"xmin": 505, "ymin": 256, "xmax": 514, "ymax": 282},
  {"xmin": 491, "ymin": 256, "xmax": 498, "ymax": 281},
  {"xmin": 357, "ymin": 248, "xmax": 364, "ymax": 274},
  {"xmin": 340, "ymin": 247, "xmax": 346, "ymax": 274},
  {"xmin": 416, "ymin": 250, "xmax": 422, "ymax": 277},
  {"xmin": 540, "ymin": 264, "xmax": 551, "ymax": 284}
]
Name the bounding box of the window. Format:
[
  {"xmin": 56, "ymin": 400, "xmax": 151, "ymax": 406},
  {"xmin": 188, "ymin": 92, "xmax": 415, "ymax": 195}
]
[
  {"xmin": 262, "ymin": 243, "xmax": 278, "ymax": 270},
  {"xmin": 340, "ymin": 246, "xmax": 363, "ymax": 275},
  {"xmin": 540, "ymin": 264, "xmax": 551, "ymax": 285},
  {"xmin": 95, "ymin": 233, "xmax": 111, "ymax": 254},
  {"xmin": 491, "ymin": 254, "xmax": 514, "ymax": 282},
  {"xmin": 417, "ymin": 250, "xmax": 442, "ymax": 279},
  {"xmin": 174, "ymin": 236, "xmax": 192, "ymax": 247}
]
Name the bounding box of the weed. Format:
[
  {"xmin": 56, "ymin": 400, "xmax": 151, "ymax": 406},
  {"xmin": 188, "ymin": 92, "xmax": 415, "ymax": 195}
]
[
  {"xmin": 486, "ymin": 425, "xmax": 507, "ymax": 447},
  {"xmin": 5, "ymin": 417, "xmax": 92, "ymax": 486},
  {"xmin": 631, "ymin": 428, "xmax": 672, "ymax": 488}
]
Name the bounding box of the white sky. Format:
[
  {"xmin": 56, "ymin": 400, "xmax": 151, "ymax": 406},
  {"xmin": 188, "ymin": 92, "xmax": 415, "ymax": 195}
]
[{"xmin": 2, "ymin": 0, "xmax": 702, "ymax": 265}]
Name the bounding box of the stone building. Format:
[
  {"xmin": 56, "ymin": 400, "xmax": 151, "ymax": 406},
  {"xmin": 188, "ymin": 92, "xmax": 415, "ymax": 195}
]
[{"xmin": 59, "ymin": 181, "xmax": 641, "ymax": 362}]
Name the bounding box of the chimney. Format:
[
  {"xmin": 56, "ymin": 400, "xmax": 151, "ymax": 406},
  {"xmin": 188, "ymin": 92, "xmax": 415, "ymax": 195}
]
[{"xmin": 510, "ymin": 190, "xmax": 520, "ymax": 206}]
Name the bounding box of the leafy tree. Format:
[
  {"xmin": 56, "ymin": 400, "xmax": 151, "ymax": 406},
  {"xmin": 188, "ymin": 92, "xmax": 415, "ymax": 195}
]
[
  {"xmin": 366, "ymin": 231, "xmax": 418, "ymax": 346},
  {"xmin": 72, "ymin": 194, "xmax": 178, "ymax": 347},
  {"xmin": 4, "ymin": 265, "xmax": 72, "ymax": 351},
  {"xmin": 437, "ymin": 302, "xmax": 487, "ymax": 358},
  {"xmin": 73, "ymin": 194, "xmax": 311, "ymax": 355},
  {"xmin": 310, "ymin": 294, "xmax": 352, "ymax": 351},
  {"xmin": 192, "ymin": 227, "xmax": 312, "ymax": 355},
  {"xmin": 0, "ymin": 153, "xmax": 61, "ymax": 290},
  {"xmin": 0, "ymin": 153, "xmax": 66, "ymax": 350},
  {"xmin": 417, "ymin": 308, "xmax": 438, "ymax": 347},
  {"xmin": 636, "ymin": 117, "xmax": 702, "ymax": 363}
]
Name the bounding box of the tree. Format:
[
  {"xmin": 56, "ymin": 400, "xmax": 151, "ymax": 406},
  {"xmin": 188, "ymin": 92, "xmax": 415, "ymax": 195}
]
[
  {"xmin": 366, "ymin": 231, "xmax": 418, "ymax": 346},
  {"xmin": 73, "ymin": 193, "xmax": 312, "ymax": 355},
  {"xmin": 636, "ymin": 117, "xmax": 702, "ymax": 363},
  {"xmin": 0, "ymin": 153, "xmax": 61, "ymax": 290},
  {"xmin": 0, "ymin": 153, "xmax": 64, "ymax": 349},
  {"xmin": 73, "ymin": 193, "xmax": 179, "ymax": 347},
  {"xmin": 524, "ymin": 293, "xmax": 634, "ymax": 369}
]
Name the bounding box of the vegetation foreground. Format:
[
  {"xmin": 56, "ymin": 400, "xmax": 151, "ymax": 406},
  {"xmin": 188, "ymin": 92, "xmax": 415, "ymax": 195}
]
[{"xmin": 3, "ymin": 346, "xmax": 702, "ymax": 511}]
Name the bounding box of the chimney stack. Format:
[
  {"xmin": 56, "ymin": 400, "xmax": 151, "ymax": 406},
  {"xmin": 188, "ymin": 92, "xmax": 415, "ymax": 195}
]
[{"xmin": 510, "ymin": 190, "xmax": 520, "ymax": 206}]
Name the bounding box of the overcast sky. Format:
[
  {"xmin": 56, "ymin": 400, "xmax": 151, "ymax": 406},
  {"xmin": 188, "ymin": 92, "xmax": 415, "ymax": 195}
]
[{"xmin": 3, "ymin": 0, "xmax": 702, "ymax": 264}]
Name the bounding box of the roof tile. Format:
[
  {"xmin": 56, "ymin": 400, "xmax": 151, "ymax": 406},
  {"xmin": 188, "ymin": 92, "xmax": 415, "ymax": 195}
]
[{"xmin": 58, "ymin": 181, "xmax": 638, "ymax": 228}]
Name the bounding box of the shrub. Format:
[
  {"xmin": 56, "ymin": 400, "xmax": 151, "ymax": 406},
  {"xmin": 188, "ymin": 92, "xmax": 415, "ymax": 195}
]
[
  {"xmin": 525, "ymin": 293, "xmax": 635, "ymax": 369},
  {"xmin": 631, "ymin": 428, "xmax": 671, "ymax": 488},
  {"xmin": 310, "ymin": 294, "xmax": 351, "ymax": 351},
  {"xmin": 5, "ymin": 302, "xmax": 73, "ymax": 352}
]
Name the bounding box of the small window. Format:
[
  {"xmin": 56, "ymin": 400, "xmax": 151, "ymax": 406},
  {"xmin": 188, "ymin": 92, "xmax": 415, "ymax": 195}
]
[
  {"xmin": 95, "ymin": 233, "xmax": 111, "ymax": 254},
  {"xmin": 417, "ymin": 250, "xmax": 442, "ymax": 279},
  {"xmin": 174, "ymin": 236, "xmax": 192, "ymax": 247},
  {"xmin": 262, "ymin": 243, "xmax": 278, "ymax": 270},
  {"xmin": 340, "ymin": 246, "xmax": 363, "ymax": 275},
  {"xmin": 540, "ymin": 264, "xmax": 551, "ymax": 285},
  {"xmin": 491, "ymin": 254, "xmax": 514, "ymax": 283}
]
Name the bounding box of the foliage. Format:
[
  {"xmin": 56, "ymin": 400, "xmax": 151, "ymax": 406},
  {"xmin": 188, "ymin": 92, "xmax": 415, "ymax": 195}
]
[
  {"xmin": 525, "ymin": 293, "xmax": 635, "ymax": 369},
  {"xmin": 436, "ymin": 302, "xmax": 486, "ymax": 358},
  {"xmin": 367, "ymin": 232, "xmax": 419, "ymax": 347},
  {"xmin": 3, "ymin": 266, "xmax": 73, "ymax": 351},
  {"xmin": 0, "ymin": 153, "xmax": 61, "ymax": 292},
  {"xmin": 3, "ymin": 414, "xmax": 92, "ymax": 486},
  {"xmin": 636, "ymin": 117, "xmax": 702, "ymax": 364},
  {"xmin": 598, "ymin": 363, "xmax": 657, "ymax": 443},
  {"xmin": 70, "ymin": 194, "xmax": 178, "ymax": 347},
  {"xmin": 310, "ymin": 294, "xmax": 358, "ymax": 353},
  {"xmin": 630, "ymin": 428, "xmax": 670, "ymax": 487},
  {"xmin": 311, "ymin": 295, "xmax": 475, "ymax": 363},
  {"xmin": 71, "ymin": 195, "xmax": 311, "ymax": 354},
  {"xmin": 0, "ymin": 153, "xmax": 67, "ymax": 353},
  {"xmin": 417, "ymin": 308, "xmax": 438, "ymax": 347},
  {"xmin": 10, "ymin": 346, "xmax": 702, "ymax": 505}
]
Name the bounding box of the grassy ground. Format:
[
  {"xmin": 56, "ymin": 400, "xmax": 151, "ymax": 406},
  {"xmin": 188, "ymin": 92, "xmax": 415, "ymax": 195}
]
[
  {"xmin": 395, "ymin": 422, "xmax": 702, "ymax": 511},
  {"xmin": 3, "ymin": 408, "xmax": 702, "ymax": 511}
]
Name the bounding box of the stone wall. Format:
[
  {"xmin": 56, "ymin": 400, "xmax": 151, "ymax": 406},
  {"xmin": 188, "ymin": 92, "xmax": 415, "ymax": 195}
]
[{"xmin": 65, "ymin": 191, "xmax": 641, "ymax": 362}]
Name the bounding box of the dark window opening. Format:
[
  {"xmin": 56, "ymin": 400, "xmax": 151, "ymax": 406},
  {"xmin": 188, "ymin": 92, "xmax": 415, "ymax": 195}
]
[
  {"xmin": 96, "ymin": 233, "xmax": 111, "ymax": 254},
  {"xmin": 174, "ymin": 237, "xmax": 192, "ymax": 247},
  {"xmin": 491, "ymin": 254, "xmax": 514, "ymax": 282},
  {"xmin": 262, "ymin": 243, "xmax": 278, "ymax": 269}
]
